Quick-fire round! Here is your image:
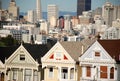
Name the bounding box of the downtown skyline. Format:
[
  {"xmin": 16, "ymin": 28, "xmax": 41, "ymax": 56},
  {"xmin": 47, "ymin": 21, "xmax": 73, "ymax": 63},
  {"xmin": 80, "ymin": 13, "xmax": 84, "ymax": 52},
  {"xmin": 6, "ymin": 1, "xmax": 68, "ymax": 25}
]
[{"xmin": 1, "ymin": 0, "xmax": 120, "ymax": 13}]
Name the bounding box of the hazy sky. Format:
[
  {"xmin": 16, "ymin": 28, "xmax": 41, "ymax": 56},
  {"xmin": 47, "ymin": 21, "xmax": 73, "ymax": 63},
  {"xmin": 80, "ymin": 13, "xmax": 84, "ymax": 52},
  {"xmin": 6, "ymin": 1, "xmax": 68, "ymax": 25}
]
[{"xmin": 1, "ymin": 0, "xmax": 120, "ymax": 12}]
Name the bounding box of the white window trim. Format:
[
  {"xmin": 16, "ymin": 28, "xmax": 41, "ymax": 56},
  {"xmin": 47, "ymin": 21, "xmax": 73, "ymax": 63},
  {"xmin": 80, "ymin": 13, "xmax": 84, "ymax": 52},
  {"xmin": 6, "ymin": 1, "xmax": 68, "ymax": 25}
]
[{"xmin": 48, "ymin": 67, "xmax": 54, "ymax": 78}]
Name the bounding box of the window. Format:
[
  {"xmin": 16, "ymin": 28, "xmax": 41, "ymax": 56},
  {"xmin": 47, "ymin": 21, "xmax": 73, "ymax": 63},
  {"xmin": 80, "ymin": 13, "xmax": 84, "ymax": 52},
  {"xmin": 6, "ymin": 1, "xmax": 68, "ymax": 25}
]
[
  {"xmin": 49, "ymin": 68, "xmax": 53, "ymax": 78},
  {"xmin": 24, "ymin": 69, "xmax": 32, "ymax": 81},
  {"xmin": 86, "ymin": 66, "xmax": 91, "ymax": 77},
  {"xmin": 20, "ymin": 55, "xmax": 25, "ymax": 60},
  {"xmin": 100, "ymin": 66, "xmax": 107, "ymax": 78},
  {"xmin": 61, "ymin": 68, "xmax": 68, "ymax": 79},
  {"xmin": 70, "ymin": 68, "xmax": 74, "ymax": 79},
  {"xmin": 110, "ymin": 67, "xmax": 114, "ymax": 79},
  {"xmin": 95, "ymin": 52, "xmax": 100, "ymax": 57},
  {"xmin": 13, "ymin": 69, "xmax": 17, "ymax": 80},
  {"xmin": 34, "ymin": 71, "xmax": 38, "ymax": 81}
]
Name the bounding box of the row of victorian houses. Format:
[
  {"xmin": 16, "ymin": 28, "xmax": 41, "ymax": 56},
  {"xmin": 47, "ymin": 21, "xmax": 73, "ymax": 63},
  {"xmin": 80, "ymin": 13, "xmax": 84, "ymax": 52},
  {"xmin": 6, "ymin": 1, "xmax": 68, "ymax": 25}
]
[{"xmin": 0, "ymin": 39, "xmax": 120, "ymax": 81}]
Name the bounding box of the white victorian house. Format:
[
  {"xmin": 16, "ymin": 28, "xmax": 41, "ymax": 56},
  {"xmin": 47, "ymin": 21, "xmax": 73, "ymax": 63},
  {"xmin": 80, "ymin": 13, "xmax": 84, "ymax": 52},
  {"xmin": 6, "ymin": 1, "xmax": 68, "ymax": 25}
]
[
  {"xmin": 79, "ymin": 40, "xmax": 120, "ymax": 81},
  {"xmin": 5, "ymin": 44, "xmax": 40, "ymax": 81}
]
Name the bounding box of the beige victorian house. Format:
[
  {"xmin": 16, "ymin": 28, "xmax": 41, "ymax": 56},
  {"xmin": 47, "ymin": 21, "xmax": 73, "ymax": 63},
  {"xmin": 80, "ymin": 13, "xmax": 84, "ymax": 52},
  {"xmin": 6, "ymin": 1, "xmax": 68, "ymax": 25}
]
[
  {"xmin": 41, "ymin": 39, "xmax": 95, "ymax": 81},
  {"xmin": 4, "ymin": 44, "xmax": 40, "ymax": 81},
  {"xmin": 0, "ymin": 41, "xmax": 55, "ymax": 81}
]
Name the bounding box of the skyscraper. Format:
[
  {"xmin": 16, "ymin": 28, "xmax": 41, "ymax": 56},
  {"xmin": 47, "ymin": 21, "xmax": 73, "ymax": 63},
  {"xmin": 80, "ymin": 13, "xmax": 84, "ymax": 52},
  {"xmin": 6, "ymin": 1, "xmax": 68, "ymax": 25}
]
[
  {"xmin": 8, "ymin": 0, "xmax": 19, "ymax": 19},
  {"xmin": 36, "ymin": 0, "xmax": 42, "ymax": 21},
  {"xmin": 102, "ymin": 1, "xmax": 114, "ymax": 26},
  {"xmin": 77, "ymin": 0, "xmax": 91, "ymax": 16},
  {"xmin": 47, "ymin": 5, "xmax": 58, "ymax": 27},
  {"xmin": 27, "ymin": 10, "xmax": 36, "ymax": 23}
]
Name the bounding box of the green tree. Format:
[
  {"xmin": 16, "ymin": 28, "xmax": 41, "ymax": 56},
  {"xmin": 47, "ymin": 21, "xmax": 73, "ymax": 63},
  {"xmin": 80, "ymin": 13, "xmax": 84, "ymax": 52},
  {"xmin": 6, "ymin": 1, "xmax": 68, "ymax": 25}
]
[{"xmin": 0, "ymin": 35, "xmax": 19, "ymax": 46}]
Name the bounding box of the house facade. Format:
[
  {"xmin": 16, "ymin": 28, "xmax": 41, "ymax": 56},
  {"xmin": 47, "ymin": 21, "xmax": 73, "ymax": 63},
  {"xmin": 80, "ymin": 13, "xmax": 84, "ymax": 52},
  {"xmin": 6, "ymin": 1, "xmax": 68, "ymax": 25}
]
[
  {"xmin": 79, "ymin": 40, "xmax": 120, "ymax": 81},
  {"xmin": 4, "ymin": 44, "xmax": 40, "ymax": 81},
  {"xmin": 41, "ymin": 38, "xmax": 96, "ymax": 81},
  {"xmin": 41, "ymin": 42, "xmax": 84, "ymax": 81},
  {"xmin": 0, "ymin": 40, "xmax": 55, "ymax": 81}
]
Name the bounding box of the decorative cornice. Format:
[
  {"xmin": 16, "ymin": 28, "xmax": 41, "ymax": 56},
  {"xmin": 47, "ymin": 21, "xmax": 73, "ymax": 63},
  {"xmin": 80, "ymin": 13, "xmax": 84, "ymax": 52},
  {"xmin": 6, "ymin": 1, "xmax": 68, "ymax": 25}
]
[{"xmin": 80, "ymin": 60, "xmax": 116, "ymax": 64}]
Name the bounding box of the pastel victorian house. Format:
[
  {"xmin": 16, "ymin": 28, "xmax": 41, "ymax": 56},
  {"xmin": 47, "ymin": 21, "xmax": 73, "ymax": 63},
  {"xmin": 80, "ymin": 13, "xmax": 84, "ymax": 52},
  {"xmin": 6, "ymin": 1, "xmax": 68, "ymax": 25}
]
[
  {"xmin": 0, "ymin": 43, "xmax": 50, "ymax": 81},
  {"xmin": 41, "ymin": 39, "xmax": 95, "ymax": 81},
  {"xmin": 79, "ymin": 40, "xmax": 120, "ymax": 81},
  {"xmin": 5, "ymin": 44, "xmax": 40, "ymax": 81}
]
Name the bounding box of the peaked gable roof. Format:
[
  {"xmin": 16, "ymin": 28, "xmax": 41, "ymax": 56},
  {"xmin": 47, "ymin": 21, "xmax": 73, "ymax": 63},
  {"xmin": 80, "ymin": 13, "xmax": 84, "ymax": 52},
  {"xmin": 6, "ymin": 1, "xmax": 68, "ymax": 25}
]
[
  {"xmin": 0, "ymin": 43, "xmax": 55, "ymax": 63},
  {"xmin": 60, "ymin": 39, "xmax": 96, "ymax": 61},
  {"xmin": 60, "ymin": 41, "xmax": 83, "ymax": 61},
  {"xmin": 0, "ymin": 46, "xmax": 19, "ymax": 63},
  {"xmin": 98, "ymin": 40, "xmax": 120, "ymax": 62}
]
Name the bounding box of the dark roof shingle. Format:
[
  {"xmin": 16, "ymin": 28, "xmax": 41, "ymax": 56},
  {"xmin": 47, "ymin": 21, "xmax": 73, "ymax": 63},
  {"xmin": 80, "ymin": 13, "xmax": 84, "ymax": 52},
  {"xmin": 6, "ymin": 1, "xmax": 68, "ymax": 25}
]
[{"xmin": 98, "ymin": 40, "xmax": 120, "ymax": 62}]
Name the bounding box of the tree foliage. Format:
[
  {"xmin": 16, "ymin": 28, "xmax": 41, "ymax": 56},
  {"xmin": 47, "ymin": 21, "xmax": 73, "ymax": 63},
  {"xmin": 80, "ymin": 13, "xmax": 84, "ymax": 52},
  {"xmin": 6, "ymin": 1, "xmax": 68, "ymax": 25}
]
[{"xmin": 0, "ymin": 35, "xmax": 19, "ymax": 47}]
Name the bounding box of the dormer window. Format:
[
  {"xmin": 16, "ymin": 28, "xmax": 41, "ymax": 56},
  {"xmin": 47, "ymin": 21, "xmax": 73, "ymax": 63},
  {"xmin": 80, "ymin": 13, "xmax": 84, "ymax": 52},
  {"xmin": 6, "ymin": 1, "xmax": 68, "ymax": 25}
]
[
  {"xmin": 95, "ymin": 52, "xmax": 100, "ymax": 57},
  {"xmin": 20, "ymin": 55, "xmax": 25, "ymax": 60}
]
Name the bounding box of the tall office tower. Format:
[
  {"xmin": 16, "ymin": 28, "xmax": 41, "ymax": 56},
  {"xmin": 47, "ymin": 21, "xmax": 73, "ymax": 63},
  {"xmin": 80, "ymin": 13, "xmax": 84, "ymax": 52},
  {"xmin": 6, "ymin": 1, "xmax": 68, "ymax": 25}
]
[
  {"xmin": 113, "ymin": 5, "xmax": 120, "ymax": 20},
  {"xmin": 36, "ymin": 0, "xmax": 42, "ymax": 21},
  {"xmin": 47, "ymin": 5, "xmax": 59, "ymax": 27},
  {"xmin": 77, "ymin": 0, "xmax": 91, "ymax": 16},
  {"xmin": 64, "ymin": 15, "xmax": 72, "ymax": 32},
  {"xmin": 27, "ymin": 10, "xmax": 36, "ymax": 23},
  {"xmin": 102, "ymin": 1, "xmax": 114, "ymax": 26},
  {"xmin": 8, "ymin": 0, "xmax": 19, "ymax": 20}
]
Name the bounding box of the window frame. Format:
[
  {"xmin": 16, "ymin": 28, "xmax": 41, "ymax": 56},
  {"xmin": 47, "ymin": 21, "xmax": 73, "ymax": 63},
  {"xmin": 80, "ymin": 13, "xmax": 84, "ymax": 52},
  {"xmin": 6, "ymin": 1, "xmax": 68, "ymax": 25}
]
[
  {"xmin": 24, "ymin": 69, "xmax": 32, "ymax": 81},
  {"xmin": 20, "ymin": 54, "xmax": 25, "ymax": 61},
  {"xmin": 48, "ymin": 67, "xmax": 53, "ymax": 78},
  {"xmin": 100, "ymin": 66, "xmax": 108, "ymax": 79},
  {"xmin": 86, "ymin": 66, "xmax": 91, "ymax": 77}
]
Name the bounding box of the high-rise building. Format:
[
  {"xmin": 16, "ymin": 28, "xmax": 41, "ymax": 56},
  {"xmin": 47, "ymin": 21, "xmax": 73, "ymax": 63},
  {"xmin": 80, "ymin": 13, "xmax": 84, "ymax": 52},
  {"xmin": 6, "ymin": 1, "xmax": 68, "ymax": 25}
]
[
  {"xmin": 64, "ymin": 15, "xmax": 72, "ymax": 32},
  {"xmin": 113, "ymin": 5, "xmax": 120, "ymax": 20},
  {"xmin": 79, "ymin": 11, "xmax": 93, "ymax": 25},
  {"xmin": 77, "ymin": 0, "xmax": 91, "ymax": 16},
  {"xmin": 27, "ymin": 10, "xmax": 36, "ymax": 23},
  {"xmin": 102, "ymin": 1, "xmax": 114, "ymax": 26},
  {"xmin": 47, "ymin": 5, "xmax": 59, "ymax": 27},
  {"xmin": 36, "ymin": 0, "xmax": 42, "ymax": 21},
  {"xmin": 8, "ymin": 0, "xmax": 19, "ymax": 20}
]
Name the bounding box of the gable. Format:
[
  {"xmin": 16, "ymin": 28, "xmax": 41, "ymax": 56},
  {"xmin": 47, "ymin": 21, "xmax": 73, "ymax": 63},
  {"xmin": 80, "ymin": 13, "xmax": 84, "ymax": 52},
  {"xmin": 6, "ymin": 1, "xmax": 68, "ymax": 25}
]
[
  {"xmin": 79, "ymin": 41, "xmax": 115, "ymax": 63},
  {"xmin": 6, "ymin": 44, "xmax": 38, "ymax": 66},
  {"xmin": 41, "ymin": 42, "xmax": 75, "ymax": 63}
]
